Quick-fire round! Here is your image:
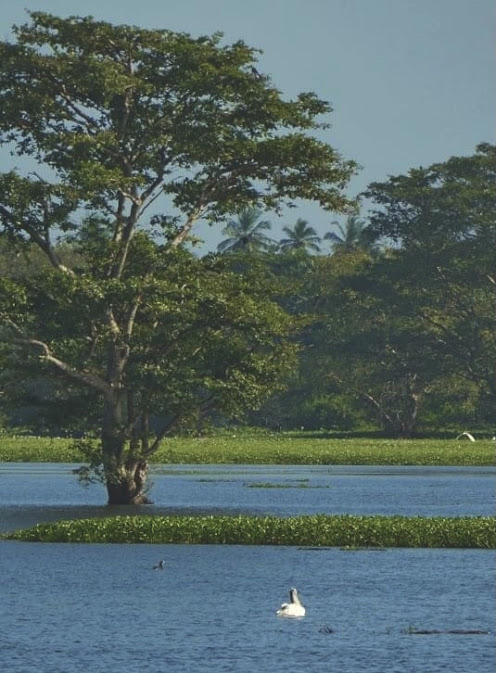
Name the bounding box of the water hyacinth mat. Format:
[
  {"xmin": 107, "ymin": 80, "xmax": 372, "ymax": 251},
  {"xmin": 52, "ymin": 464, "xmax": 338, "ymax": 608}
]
[{"xmin": 3, "ymin": 514, "xmax": 494, "ymax": 548}]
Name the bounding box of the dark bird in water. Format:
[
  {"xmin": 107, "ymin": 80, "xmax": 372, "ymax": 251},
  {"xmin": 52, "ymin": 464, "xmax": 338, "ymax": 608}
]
[{"xmin": 152, "ymin": 560, "xmax": 165, "ymax": 570}]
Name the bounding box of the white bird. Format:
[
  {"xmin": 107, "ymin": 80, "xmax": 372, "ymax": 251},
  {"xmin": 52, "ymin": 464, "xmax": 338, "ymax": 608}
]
[
  {"xmin": 456, "ymin": 432, "xmax": 475, "ymax": 441},
  {"xmin": 276, "ymin": 587, "xmax": 306, "ymax": 618}
]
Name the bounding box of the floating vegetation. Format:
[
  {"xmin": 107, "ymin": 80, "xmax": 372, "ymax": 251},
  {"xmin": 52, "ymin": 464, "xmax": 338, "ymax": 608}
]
[
  {"xmin": 339, "ymin": 546, "xmax": 389, "ymax": 552},
  {"xmin": 404, "ymin": 627, "xmax": 490, "ymax": 635},
  {"xmin": 2, "ymin": 514, "xmax": 494, "ymax": 548},
  {"xmin": 245, "ymin": 482, "xmax": 299, "ymax": 488},
  {"xmin": 245, "ymin": 480, "xmax": 325, "ymax": 489},
  {"xmin": 0, "ymin": 435, "xmax": 494, "ymax": 465}
]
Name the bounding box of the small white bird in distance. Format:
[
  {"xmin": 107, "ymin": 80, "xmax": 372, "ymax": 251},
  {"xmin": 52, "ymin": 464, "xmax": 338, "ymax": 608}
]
[
  {"xmin": 276, "ymin": 587, "xmax": 306, "ymax": 618},
  {"xmin": 456, "ymin": 432, "xmax": 476, "ymax": 441}
]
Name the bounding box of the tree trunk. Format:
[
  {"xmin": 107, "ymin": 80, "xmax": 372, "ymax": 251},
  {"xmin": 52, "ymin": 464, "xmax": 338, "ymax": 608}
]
[
  {"xmin": 105, "ymin": 459, "xmax": 152, "ymax": 505},
  {"xmin": 380, "ymin": 388, "xmax": 421, "ymax": 438},
  {"xmin": 101, "ymin": 392, "xmax": 152, "ymax": 505}
]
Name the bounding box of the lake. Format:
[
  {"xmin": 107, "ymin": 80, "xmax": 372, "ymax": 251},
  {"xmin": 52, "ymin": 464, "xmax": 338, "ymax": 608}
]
[
  {"xmin": 0, "ymin": 463, "xmax": 494, "ymax": 672},
  {"xmin": 0, "ymin": 463, "xmax": 494, "ymax": 531}
]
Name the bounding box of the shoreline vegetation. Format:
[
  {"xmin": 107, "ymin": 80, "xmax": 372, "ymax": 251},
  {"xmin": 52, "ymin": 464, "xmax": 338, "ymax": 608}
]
[
  {"xmin": 2, "ymin": 514, "xmax": 494, "ymax": 548},
  {"xmin": 1, "ymin": 434, "xmax": 493, "ymax": 548},
  {"xmin": 0, "ymin": 435, "xmax": 494, "ymax": 466}
]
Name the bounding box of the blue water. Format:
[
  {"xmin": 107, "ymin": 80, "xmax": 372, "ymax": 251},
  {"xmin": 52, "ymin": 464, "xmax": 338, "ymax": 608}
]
[
  {"xmin": 0, "ymin": 543, "xmax": 493, "ymax": 673},
  {"xmin": 0, "ymin": 463, "xmax": 494, "ymax": 672},
  {"xmin": 0, "ymin": 464, "xmax": 494, "ymax": 533}
]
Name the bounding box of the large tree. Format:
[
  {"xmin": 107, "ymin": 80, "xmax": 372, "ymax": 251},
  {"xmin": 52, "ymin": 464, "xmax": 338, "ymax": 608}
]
[{"xmin": 0, "ymin": 13, "xmax": 355, "ymax": 503}]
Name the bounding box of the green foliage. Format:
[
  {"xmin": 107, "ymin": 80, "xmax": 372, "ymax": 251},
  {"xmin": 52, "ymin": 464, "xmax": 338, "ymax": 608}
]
[
  {"xmin": 0, "ymin": 12, "xmax": 493, "ymax": 457},
  {"xmin": 217, "ymin": 207, "xmax": 274, "ymax": 253},
  {"xmin": 259, "ymin": 145, "xmax": 496, "ymax": 437},
  {"xmin": 151, "ymin": 436, "xmax": 496, "ymax": 465},
  {"xmin": 0, "ymin": 436, "xmax": 86, "ymax": 461},
  {"xmin": 0, "ymin": 11, "xmax": 357, "ymax": 503},
  {"xmin": 278, "ymin": 218, "xmax": 321, "ymax": 253},
  {"xmin": 4, "ymin": 514, "xmax": 494, "ymax": 548},
  {"xmin": 324, "ymin": 215, "xmax": 379, "ymax": 255},
  {"xmin": 0, "ymin": 435, "xmax": 493, "ymax": 466},
  {"xmin": 364, "ymin": 143, "xmax": 495, "ymax": 250}
]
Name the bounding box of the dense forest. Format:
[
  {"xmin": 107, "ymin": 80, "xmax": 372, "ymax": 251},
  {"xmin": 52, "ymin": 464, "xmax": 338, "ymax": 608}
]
[
  {"xmin": 1, "ymin": 141, "xmax": 494, "ymax": 438},
  {"xmin": 248, "ymin": 142, "xmax": 496, "ymax": 436},
  {"xmin": 0, "ymin": 13, "xmax": 494, "ymax": 503}
]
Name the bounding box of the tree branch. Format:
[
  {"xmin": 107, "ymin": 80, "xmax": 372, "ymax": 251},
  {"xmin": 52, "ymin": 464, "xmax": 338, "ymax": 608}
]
[
  {"xmin": 170, "ymin": 204, "xmax": 205, "ymax": 248},
  {"xmin": 0, "ymin": 203, "xmax": 75, "ymax": 276},
  {"xmin": 9, "ymin": 333, "xmax": 112, "ymax": 398}
]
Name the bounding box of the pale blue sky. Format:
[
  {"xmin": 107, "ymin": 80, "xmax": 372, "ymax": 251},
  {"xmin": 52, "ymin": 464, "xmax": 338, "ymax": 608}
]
[{"xmin": 1, "ymin": 0, "xmax": 494, "ymax": 250}]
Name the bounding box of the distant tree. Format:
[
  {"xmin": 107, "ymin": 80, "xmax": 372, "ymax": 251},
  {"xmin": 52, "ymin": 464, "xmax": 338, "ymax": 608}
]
[
  {"xmin": 305, "ymin": 146, "xmax": 496, "ymax": 435},
  {"xmin": 362, "ymin": 144, "xmax": 496, "ymax": 418},
  {"xmin": 217, "ymin": 207, "xmax": 273, "ymax": 253},
  {"xmin": 279, "ymin": 218, "xmax": 321, "ymax": 253},
  {"xmin": 253, "ymin": 146, "xmax": 496, "ymax": 435},
  {"xmin": 324, "ymin": 215, "xmax": 379, "ymax": 255},
  {"xmin": 363, "ymin": 143, "xmax": 495, "ymax": 251}
]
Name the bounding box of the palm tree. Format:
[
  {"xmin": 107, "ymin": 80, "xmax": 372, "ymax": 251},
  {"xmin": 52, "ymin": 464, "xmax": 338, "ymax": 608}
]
[
  {"xmin": 278, "ymin": 218, "xmax": 321, "ymax": 253},
  {"xmin": 217, "ymin": 207, "xmax": 273, "ymax": 253},
  {"xmin": 324, "ymin": 215, "xmax": 379, "ymax": 255}
]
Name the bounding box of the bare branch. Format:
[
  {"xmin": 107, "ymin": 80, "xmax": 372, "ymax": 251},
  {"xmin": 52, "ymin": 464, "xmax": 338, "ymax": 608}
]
[
  {"xmin": 106, "ymin": 308, "xmax": 121, "ymax": 337},
  {"xmin": 0, "ymin": 201, "xmax": 75, "ymax": 277},
  {"xmin": 170, "ymin": 205, "xmax": 204, "ymax": 248},
  {"xmin": 125, "ymin": 297, "xmax": 141, "ymax": 339},
  {"xmin": 7, "ymin": 331, "xmax": 112, "ymax": 398},
  {"xmin": 145, "ymin": 414, "xmax": 181, "ymax": 456}
]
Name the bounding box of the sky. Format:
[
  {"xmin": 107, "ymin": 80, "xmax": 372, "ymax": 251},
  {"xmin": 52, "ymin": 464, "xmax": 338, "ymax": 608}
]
[{"xmin": 0, "ymin": 0, "xmax": 494, "ymax": 251}]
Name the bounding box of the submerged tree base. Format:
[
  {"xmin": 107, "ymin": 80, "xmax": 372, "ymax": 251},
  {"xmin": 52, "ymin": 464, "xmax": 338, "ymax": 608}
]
[{"xmin": 2, "ymin": 514, "xmax": 494, "ymax": 548}]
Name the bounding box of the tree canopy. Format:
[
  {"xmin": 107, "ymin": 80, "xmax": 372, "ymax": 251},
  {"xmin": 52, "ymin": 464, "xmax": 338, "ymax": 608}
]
[
  {"xmin": 363, "ymin": 142, "xmax": 495, "ymax": 251},
  {"xmin": 0, "ymin": 12, "xmax": 356, "ymax": 504}
]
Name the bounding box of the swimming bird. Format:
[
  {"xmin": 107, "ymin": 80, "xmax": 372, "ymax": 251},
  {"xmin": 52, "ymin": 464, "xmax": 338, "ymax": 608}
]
[
  {"xmin": 276, "ymin": 587, "xmax": 306, "ymax": 618},
  {"xmin": 152, "ymin": 560, "xmax": 165, "ymax": 570}
]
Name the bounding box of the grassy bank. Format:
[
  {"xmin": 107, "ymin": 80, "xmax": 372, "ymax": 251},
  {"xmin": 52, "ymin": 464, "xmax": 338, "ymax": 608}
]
[
  {"xmin": 2, "ymin": 514, "xmax": 494, "ymax": 548},
  {"xmin": 0, "ymin": 435, "xmax": 494, "ymax": 465}
]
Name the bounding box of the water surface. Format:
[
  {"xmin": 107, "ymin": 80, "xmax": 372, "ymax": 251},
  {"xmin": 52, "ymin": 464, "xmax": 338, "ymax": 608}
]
[
  {"xmin": 0, "ymin": 463, "xmax": 493, "ymax": 532},
  {"xmin": 1, "ymin": 463, "xmax": 494, "ymax": 672},
  {"xmin": 0, "ymin": 542, "xmax": 493, "ymax": 673}
]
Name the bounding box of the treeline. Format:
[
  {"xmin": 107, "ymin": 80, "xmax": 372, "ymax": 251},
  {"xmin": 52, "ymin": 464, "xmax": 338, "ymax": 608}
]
[
  {"xmin": 211, "ymin": 143, "xmax": 495, "ymax": 436},
  {"xmin": 1, "ymin": 143, "xmax": 494, "ymax": 438}
]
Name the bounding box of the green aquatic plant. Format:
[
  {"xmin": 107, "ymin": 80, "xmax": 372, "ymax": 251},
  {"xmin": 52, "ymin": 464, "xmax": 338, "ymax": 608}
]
[
  {"xmin": 0, "ymin": 435, "xmax": 494, "ymax": 465},
  {"xmin": 3, "ymin": 514, "xmax": 494, "ymax": 548},
  {"xmin": 245, "ymin": 480, "xmax": 320, "ymax": 489}
]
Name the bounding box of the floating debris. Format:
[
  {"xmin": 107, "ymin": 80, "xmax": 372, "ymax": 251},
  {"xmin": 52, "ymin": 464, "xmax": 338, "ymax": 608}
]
[{"xmin": 405, "ymin": 628, "xmax": 490, "ymax": 635}]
